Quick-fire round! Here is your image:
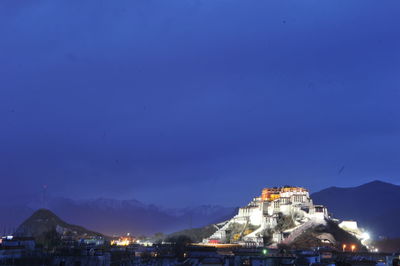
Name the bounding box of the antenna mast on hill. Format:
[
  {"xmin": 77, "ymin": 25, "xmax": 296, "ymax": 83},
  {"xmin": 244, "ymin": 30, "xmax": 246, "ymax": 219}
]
[{"xmin": 42, "ymin": 184, "xmax": 48, "ymax": 209}]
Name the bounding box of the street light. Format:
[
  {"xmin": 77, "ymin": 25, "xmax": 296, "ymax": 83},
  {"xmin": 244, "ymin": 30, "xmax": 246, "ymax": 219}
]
[
  {"xmin": 351, "ymin": 244, "xmax": 356, "ymax": 252},
  {"xmin": 342, "ymin": 244, "xmax": 346, "ymax": 252}
]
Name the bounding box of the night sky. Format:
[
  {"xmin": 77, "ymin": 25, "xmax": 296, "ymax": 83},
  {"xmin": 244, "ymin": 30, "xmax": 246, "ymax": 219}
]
[{"xmin": 1, "ymin": 0, "xmax": 399, "ymax": 207}]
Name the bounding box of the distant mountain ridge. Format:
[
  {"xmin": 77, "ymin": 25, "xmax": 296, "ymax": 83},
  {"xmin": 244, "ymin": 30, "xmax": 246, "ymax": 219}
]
[
  {"xmin": 0, "ymin": 197, "xmax": 236, "ymax": 236},
  {"xmin": 311, "ymin": 180, "xmax": 400, "ymax": 237},
  {"xmin": 2, "ymin": 180, "xmax": 399, "ymax": 238},
  {"xmin": 50, "ymin": 198, "xmax": 236, "ymax": 236}
]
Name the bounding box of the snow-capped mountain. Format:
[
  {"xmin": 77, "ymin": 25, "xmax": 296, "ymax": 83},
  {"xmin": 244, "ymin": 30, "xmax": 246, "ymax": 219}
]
[{"xmin": 0, "ymin": 196, "xmax": 235, "ymax": 236}]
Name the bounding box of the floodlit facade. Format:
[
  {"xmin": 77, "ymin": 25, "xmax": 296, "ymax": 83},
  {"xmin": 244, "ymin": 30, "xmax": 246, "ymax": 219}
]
[{"xmin": 205, "ymin": 186, "xmax": 330, "ymax": 246}]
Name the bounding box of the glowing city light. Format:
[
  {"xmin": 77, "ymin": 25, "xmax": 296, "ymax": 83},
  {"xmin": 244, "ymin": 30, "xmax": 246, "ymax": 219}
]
[
  {"xmin": 342, "ymin": 244, "xmax": 346, "ymax": 252},
  {"xmin": 111, "ymin": 237, "xmax": 134, "ymax": 246},
  {"xmin": 361, "ymin": 232, "xmax": 370, "ymax": 240},
  {"xmin": 351, "ymin": 244, "xmax": 356, "ymax": 252},
  {"xmin": 262, "ymin": 249, "xmax": 268, "ymax": 255}
]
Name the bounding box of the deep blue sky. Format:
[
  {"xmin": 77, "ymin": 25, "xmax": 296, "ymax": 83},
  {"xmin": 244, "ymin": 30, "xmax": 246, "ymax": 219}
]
[{"xmin": 0, "ymin": 0, "xmax": 399, "ymax": 207}]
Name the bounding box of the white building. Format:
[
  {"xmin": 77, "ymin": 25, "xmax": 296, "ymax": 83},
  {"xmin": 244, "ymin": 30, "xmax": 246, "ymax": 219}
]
[{"xmin": 205, "ymin": 186, "xmax": 330, "ymax": 246}]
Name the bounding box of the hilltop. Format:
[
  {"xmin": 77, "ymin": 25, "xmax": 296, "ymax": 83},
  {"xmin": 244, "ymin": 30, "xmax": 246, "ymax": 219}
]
[
  {"xmin": 311, "ymin": 180, "xmax": 400, "ymax": 237},
  {"xmin": 188, "ymin": 186, "xmax": 370, "ymax": 250},
  {"xmin": 288, "ymin": 220, "xmax": 365, "ymax": 251},
  {"xmin": 15, "ymin": 209, "xmax": 104, "ymax": 244}
]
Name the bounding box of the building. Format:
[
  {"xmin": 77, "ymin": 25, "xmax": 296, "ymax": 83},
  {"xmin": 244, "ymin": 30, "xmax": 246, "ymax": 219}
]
[
  {"xmin": 0, "ymin": 236, "xmax": 35, "ymax": 250},
  {"xmin": 0, "ymin": 236, "xmax": 36, "ymax": 260},
  {"xmin": 205, "ymin": 186, "xmax": 330, "ymax": 246}
]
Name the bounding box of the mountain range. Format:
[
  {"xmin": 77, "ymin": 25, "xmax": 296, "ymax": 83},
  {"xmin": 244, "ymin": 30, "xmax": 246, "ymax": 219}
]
[
  {"xmin": 311, "ymin": 180, "xmax": 400, "ymax": 238},
  {"xmin": 1, "ymin": 180, "xmax": 399, "ymax": 238},
  {"xmin": 0, "ymin": 196, "xmax": 235, "ymax": 236}
]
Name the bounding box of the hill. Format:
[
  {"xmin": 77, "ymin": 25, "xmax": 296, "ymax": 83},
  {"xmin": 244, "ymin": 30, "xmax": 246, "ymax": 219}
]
[
  {"xmin": 165, "ymin": 225, "xmax": 219, "ymax": 243},
  {"xmin": 15, "ymin": 209, "xmax": 104, "ymax": 243},
  {"xmin": 165, "ymin": 219, "xmax": 365, "ymax": 251},
  {"xmin": 0, "ymin": 196, "xmax": 236, "ymax": 236},
  {"xmin": 311, "ymin": 180, "xmax": 400, "ymax": 237},
  {"xmin": 288, "ymin": 220, "xmax": 366, "ymax": 251}
]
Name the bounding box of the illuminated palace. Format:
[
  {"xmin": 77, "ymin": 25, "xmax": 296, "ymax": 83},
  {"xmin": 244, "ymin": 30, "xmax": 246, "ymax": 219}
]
[{"xmin": 204, "ymin": 186, "xmax": 364, "ymax": 247}]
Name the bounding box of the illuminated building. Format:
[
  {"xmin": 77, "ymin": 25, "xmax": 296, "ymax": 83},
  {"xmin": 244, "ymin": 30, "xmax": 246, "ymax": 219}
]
[
  {"xmin": 261, "ymin": 186, "xmax": 308, "ymax": 201},
  {"xmin": 111, "ymin": 236, "xmax": 135, "ymax": 246},
  {"xmin": 205, "ymin": 186, "xmax": 341, "ymax": 247}
]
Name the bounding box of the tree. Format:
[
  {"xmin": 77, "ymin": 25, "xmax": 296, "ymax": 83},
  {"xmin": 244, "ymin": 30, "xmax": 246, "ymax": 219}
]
[
  {"xmin": 262, "ymin": 229, "xmax": 273, "ymax": 246},
  {"xmin": 275, "ymin": 212, "xmax": 295, "ymax": 232}
]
